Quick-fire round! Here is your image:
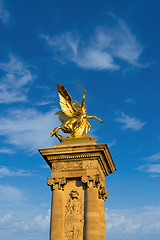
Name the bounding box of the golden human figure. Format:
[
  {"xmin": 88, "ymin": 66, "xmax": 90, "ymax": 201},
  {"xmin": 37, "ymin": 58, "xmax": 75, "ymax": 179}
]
[{"xmin": 50, "ymin": 82, "xmax": 103, "ymax": 142}]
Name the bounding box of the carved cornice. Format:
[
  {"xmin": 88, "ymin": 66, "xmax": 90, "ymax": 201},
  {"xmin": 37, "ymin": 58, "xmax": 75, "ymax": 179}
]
[
  {"xmin": 48, "ymin": 153, "xmax": 101, "ymax": 160},
  {"xmin": 39, "ymin": 144, "xmax": 116, "ymax": 177}
]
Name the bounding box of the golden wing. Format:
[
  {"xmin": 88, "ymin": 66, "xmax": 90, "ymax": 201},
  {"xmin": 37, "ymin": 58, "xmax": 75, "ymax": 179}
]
[
  {"xmin": 55, "ymin": 111, "xmax": 70, "ymax": 123},
  {"xmin": 57, "ymin": 82, "xmax": 81, "ymax": 117}
]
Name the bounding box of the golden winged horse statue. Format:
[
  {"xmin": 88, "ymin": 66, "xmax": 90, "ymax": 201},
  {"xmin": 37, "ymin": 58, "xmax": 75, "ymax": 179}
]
[{"xmin": 50, "ymin": 82, "xmax": 103, "ymax": 142}]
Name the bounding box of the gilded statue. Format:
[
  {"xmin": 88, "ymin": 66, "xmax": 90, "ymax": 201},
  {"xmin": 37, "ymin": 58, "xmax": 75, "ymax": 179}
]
[{"xmin": 50, "ymin": 82, "xmax": 103, "ymax": 142}]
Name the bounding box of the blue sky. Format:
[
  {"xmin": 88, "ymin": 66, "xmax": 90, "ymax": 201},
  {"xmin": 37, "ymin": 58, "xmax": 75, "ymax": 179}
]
[{"xmin": 0, "ymin": 0, "xmax": 160, "ymax": 239}]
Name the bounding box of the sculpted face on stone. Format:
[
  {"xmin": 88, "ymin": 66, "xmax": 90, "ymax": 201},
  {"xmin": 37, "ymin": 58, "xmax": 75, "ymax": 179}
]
[
  {"xmin": 50, "ymin": 82, "xmax": 103, "ymax": 142},
  {"xmin": 69, "ymin": 189, "xmax": 79, "ymax": 199}
]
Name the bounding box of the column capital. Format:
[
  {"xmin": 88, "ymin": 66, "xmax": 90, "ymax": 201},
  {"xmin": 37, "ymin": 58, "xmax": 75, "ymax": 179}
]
[
  {"xmin": 81, "ymin": 174, "xmax": 103, "ymax": 187},
  {"xmin": 81, "ymin": 175, "xmax": 108, "ymax": 200},
  {"xmin": 47, "ymin": 177, "xmax": 66, "ymax": 191}
]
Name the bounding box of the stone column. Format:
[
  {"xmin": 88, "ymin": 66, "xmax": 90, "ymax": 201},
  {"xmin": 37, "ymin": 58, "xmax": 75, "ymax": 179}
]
[
  {"xmin": 39, "ymin": 142, "xmax": 116, "ymax": 240},
  {"xmin": 99, "ymin": 186, "xmax": 108, "ymax": 240},
  {"xmin": 99, "ymin": 199, "xmax": 105, "ymax": 240},
  {"xmin": 48, "ymin": 178, "xmax": 66, "ymax": 240},
  {"xmin": 82, "ymin": 176, "xmax": 108, "ymax": 240},
  {"xmin": 82, "ymin": 176, "xmax": 101, "ymax": 240},
  {"xmin": 85, "ymin": 183, "xmax": 99, "ymax": 240}
]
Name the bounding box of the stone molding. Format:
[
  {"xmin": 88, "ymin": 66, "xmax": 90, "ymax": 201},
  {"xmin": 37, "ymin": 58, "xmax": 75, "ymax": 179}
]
[{"xmin": 39, "ymin": 144, "xmax": 116, "ymax": 176}]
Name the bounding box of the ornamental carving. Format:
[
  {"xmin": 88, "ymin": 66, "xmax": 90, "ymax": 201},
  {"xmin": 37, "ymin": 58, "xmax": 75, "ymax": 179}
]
[
  {"xmin": 65, "ymin": 189, "xmax": 84, "ymax": 240},
  {"xmin": 81, "ymin": 175, "xmax": 108, "ymax": 200},
  {"xmin": 52, "ymin": 161, "xmax": 83, "ymax": 171},
  {"xmin": 51, "ymin": 159, "xmax": 97, "ymax": 172},
  {"xmin": 47, "ymin": 177, "xmax": 66, "ymax": 190},
  {"xmin": 99, "ymin": 186, "xmax": 108, "ymax": 200}
]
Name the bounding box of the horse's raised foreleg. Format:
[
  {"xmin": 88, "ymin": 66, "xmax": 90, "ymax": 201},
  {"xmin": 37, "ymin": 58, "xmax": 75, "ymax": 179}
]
[
  {"xmin": 50, "ymin": 126, "xmax": 63, "ymax": 142},
  {"xmin": 87, "ymin": 115, "xmax": 103, "ymax": 123}
]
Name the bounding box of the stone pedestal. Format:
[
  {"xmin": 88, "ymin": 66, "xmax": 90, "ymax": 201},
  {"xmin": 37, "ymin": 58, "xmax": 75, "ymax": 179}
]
[{"xmin": 39, "ymin": 138, "xmax": 116, "ymax": 240}]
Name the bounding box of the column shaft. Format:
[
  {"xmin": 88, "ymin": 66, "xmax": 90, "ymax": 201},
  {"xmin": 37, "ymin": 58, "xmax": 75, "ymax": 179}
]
[
  {"xmin": 85, "ymin": 186, "xmax": 99, "ymax": 240},
  {"xmin": 99, "ymin": 199, "xmax": 105, "ymax": 240},
  {"xmin": 50, "ymin": 188, "xmax": 64, "ymax": 240}
]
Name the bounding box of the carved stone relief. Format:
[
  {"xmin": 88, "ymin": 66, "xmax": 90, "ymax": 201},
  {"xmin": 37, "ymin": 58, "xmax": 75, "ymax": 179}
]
[
  {"xmin": 99, "ymin": 186, "xmax": 108, "ymax": 200},
  {"xmin": 65, "ymin": 189, "xmax": 84, "ymax": 240},
  {"xmin": 51, "ymin": 159, "xmax": 97, "ymax": 171}
]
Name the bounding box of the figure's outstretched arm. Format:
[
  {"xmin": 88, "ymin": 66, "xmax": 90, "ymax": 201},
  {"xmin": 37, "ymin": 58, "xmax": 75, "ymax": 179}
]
[
  {"xmin": 81, "ymin": 90, "xmax": 86, "ymax": 108},
  {"xmin": 87, "ymin": 115, "xmax": 103, "ymax": 123}
]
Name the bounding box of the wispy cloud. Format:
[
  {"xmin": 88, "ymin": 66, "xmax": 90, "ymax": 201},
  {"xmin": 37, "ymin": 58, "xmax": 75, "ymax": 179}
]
[
  {"xmin": 0, "ymin": 166, "xmax": 31, "ymax": 178},
  {"xmin": 35, "ymin": 100, "xmax": 55, "ymax": 106},
  {"xmin": 107, "ymin": 140, "xmax": 116, "ymax": 148},
  {"xmin": 143, "ymin": 152, "xmax": 160, "ymax": 162},
  {"xmin": 0, "ymin": 0, "xmax": 9, "ymax": 23},
  {"xmin": 0, "ymin": 148, "xmax": 15, "ymax": 154},
  {"xmin": 125, "ymin": 98, "xmax": 136, "ymax": 105},
  {"xmin": 0, "ymin": 184, "xmax": 26, "ymax": 203},
  {"xmin": 40, "ymin": 165, "xmax": 50, "ymax": 169},
  {"xmin": 40, "ymin": 15, "xmax": 142, "ymax": 70},
  {"xmin": 0, "ymin": 55, "xmax": 36, "ymax": 104},
  {"xmin": 137, "ymin": 163, "xmax": 160, "ymax": 175},
  {"xmin": 115, "ymin": 112, "xmax": 146, "ymax": 131},
  {"xmin": 0, "ymin": 183, "xmax": 50, "ymax": 238},
  {"xmin": 34, "ymin": 86, "xmax": 56, "ymax": 106},
  {"xmin": 0, "ymin": 210, "xmax": 50, "ymax": 235},
  {"xmin": 137, "ymin": 152, "xmax": 160, "ymax": 177},
  {"xmin": 106, "ymin": 205, "xmax": 160, "ymax": 236},
  {"xmin": 0, "ymin": 108, "xmax": 59, "ymax": 152}
]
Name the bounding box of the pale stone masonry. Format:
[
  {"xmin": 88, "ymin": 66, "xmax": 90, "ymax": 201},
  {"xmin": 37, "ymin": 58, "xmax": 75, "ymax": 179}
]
[{"xmin": 39, "ymin": 137, "xmax": 116, "ymax": 240}]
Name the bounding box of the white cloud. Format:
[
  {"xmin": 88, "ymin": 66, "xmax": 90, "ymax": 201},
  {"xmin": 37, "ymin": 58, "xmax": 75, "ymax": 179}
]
[
  {"xmin": 115, "ymin": 112, "xmax": 146, "ymax": 131},
  {"xmin": 40, "ymin": 165, "xmax": 50, "ymax": 169},
  {"xmin": 107, "ymin": 140, "xmax": 116, "ymax": 148},
  {"xmin": 109, "ymin": 16, "xmax": 142, "ymax": 64},
  {"xmin": 0, "ymin": 148, "xmax": 15, "ymax": 154},
  {"xmin": 35, "ymin": 100, "xmax": 55, "ymax": 106},
  {"xmin": 0, "ymin": 184, "xmax": 25, "ymax": 203},
  {"xmin": 125, "ymin": 98, "xmax": 136, "ymax": 105},
  {"xmin": 0, "ymin": 166, "xmax": 31, "ymax": 177},
  {"xmin": 0, "ymin": 0, "xmax": 9, "ymax": 23},
  {"xmin": 106, "ymin": 205, "xmax": 160, "ymax": 237},
  {"xmin": 0, "ymin": 55, "xmax": 36, "ymax": 103},
  {"xmin": 41, "ymin": 16, "xmax": 142, "ymax": 70},
  {"xmin": 0, "ymin": 210, "xmax": 50, "ymax": 235},
  {"xmin": 0, "ymin": 183, "xmax": 50, "ymax": 238},
  {"xmin": 0, "ymin": 108, "xmax": 59, "ymax": 152},
  {"xmin": 140, "ymin": 164, "xmax": 160, "ymax": 173},
  {"xmin": 137, "ymin": 152, "xmax": 160, "ymax": 177},
  {"xmin": 144, "ymin": 152, "xmax": 160, "ymax": 162},
  {"xmin": 34, "ymin": 86, "xmax": 56, "ymax": 106},
  {"xmin": 137, "ymin": 163, "xmax": 160, "ymax": 177}
]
